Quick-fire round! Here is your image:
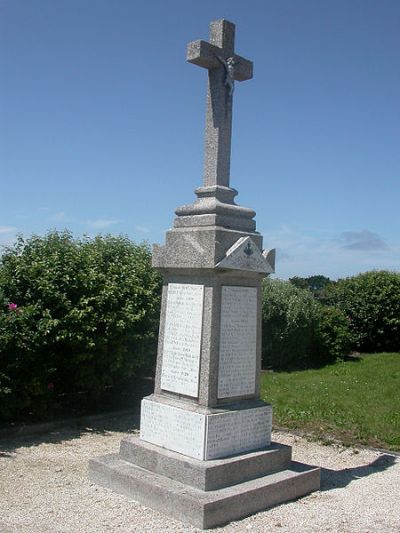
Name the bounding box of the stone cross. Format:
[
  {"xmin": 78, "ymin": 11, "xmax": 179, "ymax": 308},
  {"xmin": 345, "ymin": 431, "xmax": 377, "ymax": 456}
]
[{"xmin": 187, "ymin": 19, "xmax": 253, "ymax": 189}]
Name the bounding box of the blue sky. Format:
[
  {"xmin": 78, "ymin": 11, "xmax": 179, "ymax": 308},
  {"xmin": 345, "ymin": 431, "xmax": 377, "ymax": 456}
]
[{"xmin": 1, "ymin": 0, "xmax": 399, "ymax": 280}]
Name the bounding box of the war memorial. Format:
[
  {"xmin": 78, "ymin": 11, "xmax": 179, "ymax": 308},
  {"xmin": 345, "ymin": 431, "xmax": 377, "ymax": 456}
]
[{"xmin": 89, "ymin": 19, "xmax": 320, "ymax": 529}]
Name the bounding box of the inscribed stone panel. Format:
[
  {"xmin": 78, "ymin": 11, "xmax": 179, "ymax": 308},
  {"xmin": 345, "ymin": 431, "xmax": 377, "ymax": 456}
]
[
  {"xmin": 217, "ymin": 286, "xmax": 257, "ymax": 398},
  {"xmin": 237, "ymin": 406, "xmax": 272, "ymax": 452},
  {"xmin": 205, "ymin": 406, "xmax": 272, "ymax": 460},
  {"xmin": 161, "ymin": 283, "xmax": 204, "ymax": 397},
  {"xmin": 140, "ymin": 399, "xmax": 206, "ymax": 460},
  {"xmin": 205, "ymin": 411, "xmax": 240, "ymax": 459}
]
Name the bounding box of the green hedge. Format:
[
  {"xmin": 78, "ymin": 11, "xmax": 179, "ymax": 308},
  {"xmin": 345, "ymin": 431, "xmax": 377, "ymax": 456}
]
[
  {"xmin": 261, "ymin": 279, "xmax": 316, "ymax": 369},
  {"xmin": 0, "ymin": 231, "xmax": 162, "ymax": 422},
  {"xmin": 312, "ymin": 305, "xmax": 354, "ymax": 361},
  {"xmin": 261, "ymin": 278, "xmax": 353, "ymax": 369},
  {"xmin": 330, "ymin": 270, "xmax": 400, "ymax": 352},
  {"xmin": 2, "ymin": 231, "xmax": 397, "ymax": 423}
]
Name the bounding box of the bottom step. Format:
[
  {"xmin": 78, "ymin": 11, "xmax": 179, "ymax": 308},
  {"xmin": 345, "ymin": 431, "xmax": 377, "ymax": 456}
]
[{"xmin": 89, "ymin": 453, "xmax": 320, "ymax": 529}]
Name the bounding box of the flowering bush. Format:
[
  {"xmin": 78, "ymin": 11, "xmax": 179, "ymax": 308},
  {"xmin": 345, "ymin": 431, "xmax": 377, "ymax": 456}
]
[{"xmin": 0, "ymin": 231, "xmax": 162, "ymax": 422}]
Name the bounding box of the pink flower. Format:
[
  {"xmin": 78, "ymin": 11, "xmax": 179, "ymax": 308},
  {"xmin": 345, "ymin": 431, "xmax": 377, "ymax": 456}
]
[
  {"xmin": 7, "ymin": 303, "xmax": 18, "ymax": 311},
  {"xmin": 47, "ymin": 382, "xmax": 54, "ymax": 391}
]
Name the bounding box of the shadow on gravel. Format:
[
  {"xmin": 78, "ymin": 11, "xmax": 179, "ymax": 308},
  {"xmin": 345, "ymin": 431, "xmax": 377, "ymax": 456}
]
[
  {"xmin": 0, "ymin": 412, "xmax": 140, "ymax": 455},
  {"xmin": 320, "ymin": 453, "xmax": 397, "ymax": 490},
  {"xmin": 0, "ymin": 378, "xmax": 153, "ymax": 453}
]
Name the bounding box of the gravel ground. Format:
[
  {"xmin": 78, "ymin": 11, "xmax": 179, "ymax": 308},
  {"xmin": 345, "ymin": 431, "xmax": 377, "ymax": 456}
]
[{"xmin": 0, "ymin": 413, "xmax": 399, "ymax": 533}]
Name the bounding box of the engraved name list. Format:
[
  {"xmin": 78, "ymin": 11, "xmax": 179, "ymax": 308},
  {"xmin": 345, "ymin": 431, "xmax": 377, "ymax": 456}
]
[{"xmin": 160, "ymin": 283, "xmax": 204, "ymax": 397}]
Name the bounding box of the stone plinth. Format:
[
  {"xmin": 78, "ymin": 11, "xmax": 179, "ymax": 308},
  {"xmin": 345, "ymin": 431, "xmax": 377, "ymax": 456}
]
[{"xmin": 140, "ymin": 395, "xmax": 272, "ymax": 460}]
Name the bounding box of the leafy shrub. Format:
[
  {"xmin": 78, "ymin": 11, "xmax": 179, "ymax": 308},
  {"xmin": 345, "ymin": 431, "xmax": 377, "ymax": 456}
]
[
  {"xmin": 312, "ymin": 305, "xmax": 354, "ymax": 361},
  {"xmin": 0, "ymin": 231, "xmax": 162, "ymax": 422},
  {"xmin": 261, "ymin": 278, "xmax": 319, "ymax": 369},
  {"xmin": 262, "ymin": 278, "xmax": 354, "ymax": 370},
  {"xmin": 330, "ymin": 270, "xmax": 400, "ymax": 352}
]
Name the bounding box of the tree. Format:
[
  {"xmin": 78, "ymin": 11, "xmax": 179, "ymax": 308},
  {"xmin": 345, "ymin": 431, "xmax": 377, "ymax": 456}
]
[{"xmin": 289, "ymin": 275, "xmax": 334, "ymax": 303}]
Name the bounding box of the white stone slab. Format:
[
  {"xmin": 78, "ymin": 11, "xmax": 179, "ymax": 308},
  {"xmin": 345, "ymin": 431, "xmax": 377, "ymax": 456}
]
[
  {"xmin": 205, "ymin": 406, "xmax": 272, "ymax": 460},
  {"xmin": 218, "ymin": 286, "xmax": 257, "ymax": 398},
  {"xmin": 140, "ymin": 398, "xmax": 206, "ymax": 460},
  {"xmin": 140, "ymin": 399, "xmax": 272, "ymax": 461},
  {"xmin": 161, "ymin": 283, "xmax": 204, "ymax": 397}
]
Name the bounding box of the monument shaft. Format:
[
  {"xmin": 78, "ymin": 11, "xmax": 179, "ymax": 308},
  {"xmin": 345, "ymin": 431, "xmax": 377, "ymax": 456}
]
[{"xmin": 148, "ymin": 18, "xmax": 271, "ymax": 450}]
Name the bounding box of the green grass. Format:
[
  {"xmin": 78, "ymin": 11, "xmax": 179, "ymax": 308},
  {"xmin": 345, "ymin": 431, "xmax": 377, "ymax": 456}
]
[{"xmin": 260, "ymin": 352, "xmax": 400, "ymax": 451}]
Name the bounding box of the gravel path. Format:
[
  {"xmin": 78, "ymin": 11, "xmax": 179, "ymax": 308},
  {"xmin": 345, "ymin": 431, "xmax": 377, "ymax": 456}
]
[{"xmin": 1, "ymin": 413, "xmax": 399, "ymax": 533}]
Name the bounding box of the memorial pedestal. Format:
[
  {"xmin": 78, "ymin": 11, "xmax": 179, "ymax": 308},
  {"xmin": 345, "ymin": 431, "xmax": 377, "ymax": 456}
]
[{"xmin": 88, "ymin": 221, "xmax": 321, "ymax": 529}]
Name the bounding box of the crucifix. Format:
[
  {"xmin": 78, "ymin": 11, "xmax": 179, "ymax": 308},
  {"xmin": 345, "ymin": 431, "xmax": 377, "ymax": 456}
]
[{"xmin": 187, "ymin": 19, "xmax": 253, "ymax": 189}]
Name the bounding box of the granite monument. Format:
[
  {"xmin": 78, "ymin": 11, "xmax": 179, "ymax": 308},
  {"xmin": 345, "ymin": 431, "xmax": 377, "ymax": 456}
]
[{"xmin": 89, "ymin": 19, "xmax": 320, "ymax": 529}]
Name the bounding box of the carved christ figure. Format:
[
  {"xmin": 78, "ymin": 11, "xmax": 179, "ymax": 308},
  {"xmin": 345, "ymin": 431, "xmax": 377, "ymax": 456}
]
[{"xmin": 216, "ymin": 55, "xmax": 238, "ymax": 97}]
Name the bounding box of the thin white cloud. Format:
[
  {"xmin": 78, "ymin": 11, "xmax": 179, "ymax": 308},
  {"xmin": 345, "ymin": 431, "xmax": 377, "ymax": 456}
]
[
  {"xmin": 134, "ymin": 224, "xmax": 150, "ymax": 234},
  {"xmin": 0, "ymin": 226, "xmax": 17, "ymax": 234},
  {"xmin": 87, "ymin": 218, "xmax": 120, "ymax": 229},
  {"xmin": 50, "ymin": 211, "xmax": 68, "ymax": 222},
  {"xmin": 339, "ymin": 229, "xmax": 388, "ymax": 251}
]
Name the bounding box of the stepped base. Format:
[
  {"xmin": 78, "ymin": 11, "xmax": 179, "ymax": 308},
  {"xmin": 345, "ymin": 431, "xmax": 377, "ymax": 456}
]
[
  {"xmin": 89, "ymin": 436, "xmax": 320, "ymax": 529},
  {"xmin": 119, "ymin": 435, "xmax": 291, "ymax": 491}
]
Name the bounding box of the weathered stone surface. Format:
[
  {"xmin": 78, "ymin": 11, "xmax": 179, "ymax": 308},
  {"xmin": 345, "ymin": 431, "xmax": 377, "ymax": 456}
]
[
  {"xmin": 140, "ymin": 396, "xmax": 272, "ymax": 460},
  {"xmin": 152, "ymin": 227, "xmax": 263, "ymax": 270},
  {"xmin": 119, "ymin": 435, "xmax": 292, "ymax": 491},
  {"xmin": 263, "ymin": 248, "xmax": 276, "ymax": 273},
  {"xmin": 140, "ymin": 397, "xmax": 206, "ymax": 460},
  {"xmin": 216, "ymin": 236, "xmax": 274, "ymax": 273},
  {"xmin": 205, "ymin": 405, "xmax": 271, "ymax": 460},
  {"xmin": 89, "ymin": 453, "xmax": 321, "ymax": 530},
  {"xmin": 217, "ymin": 286, "xmax": 257, "ymax": 398}
]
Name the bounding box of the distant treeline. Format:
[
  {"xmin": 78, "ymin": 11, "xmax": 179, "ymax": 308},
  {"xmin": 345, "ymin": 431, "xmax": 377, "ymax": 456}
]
[{"xmin": 263, "ymin": 271, "xmax": 400, "ymax": 369}]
